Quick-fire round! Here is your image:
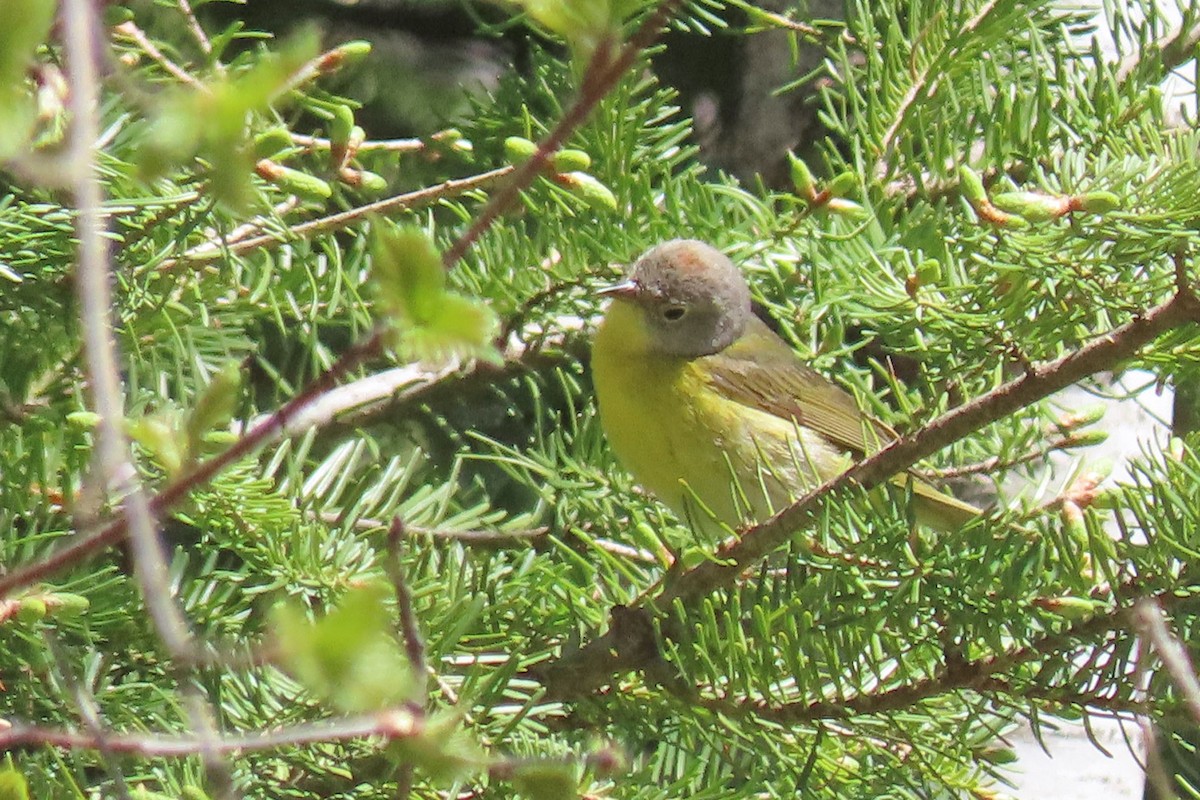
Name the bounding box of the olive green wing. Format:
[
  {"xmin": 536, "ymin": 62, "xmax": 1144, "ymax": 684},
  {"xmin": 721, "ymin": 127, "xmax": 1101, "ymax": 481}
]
[{"xmin": 696, "ymin": 316, "xmax": 896, "ymax": 457}]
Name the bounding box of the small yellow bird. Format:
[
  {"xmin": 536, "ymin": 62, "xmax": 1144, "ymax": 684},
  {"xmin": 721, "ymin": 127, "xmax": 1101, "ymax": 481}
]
[{"xmin": 590, "ymin": 239, "xmax": 979, "ymax": 535}]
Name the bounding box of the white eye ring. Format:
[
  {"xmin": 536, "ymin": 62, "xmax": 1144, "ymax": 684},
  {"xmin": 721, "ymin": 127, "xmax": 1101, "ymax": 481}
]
[{"xmin": 662, "ymin": 306, "xmax": 686, "ymax": 322}]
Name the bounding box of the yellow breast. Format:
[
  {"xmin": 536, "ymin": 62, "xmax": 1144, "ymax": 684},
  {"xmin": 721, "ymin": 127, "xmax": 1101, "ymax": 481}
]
[{"xmin": 591, "ymin": 304, "xmax": 845, "ymax": 534}]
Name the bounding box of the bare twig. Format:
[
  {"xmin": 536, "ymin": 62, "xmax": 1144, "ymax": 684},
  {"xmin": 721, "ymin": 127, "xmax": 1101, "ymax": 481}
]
[
  {"xmin": 1132, "ymin": 597, "xmax": 1200, "ymax": 724},
  {"xmin": 114, "ymin": 21, "xmax": 208, "ymax": 91},
  {"xmin": 318, "ymin": 512, "xmax": 550, "ymax": 546},
  {"xmin": 1116, "ymin": 18, "xmax": 1200, "ymax": 82},
  {"xmin": 1133, "ymin": 611, "xmax": 1177, "ymax": 798},
  {"xmin": 290, "ymin": 132, "xmax": 428, "ymax": 154},
  {"xmin": 0, "ymin": 708, "xmax": 421, "ymax": 756},
  {"xmin": 386, "ymin": 519, "xmax": 428, "ymax": 700},
  {"xmin": 67, "ymin": 3, "xmax": 236, "ymax": 794},
  {"xmin": 70, "ymin": 0, "xmax": 196, "ymax": 656},
  {"xmin": 244, "ymin": 361, "xmax": 463, "ymax": 436},
  {"xmin": 176, "ymin": 0, "xmax": 215, "ymax": 62},
  {"xmin": 157, "ymin": 166, "xmax": 514, "ymax": 271},
  {"xmin": 540, "ymin": 288, "xmax": 1200, "ymax": 698},
  {"xmin": 918, "ymin": 432, "xmax": 1097, "ymax": 479},
  {"xmin": 191, "ymin": 196, "xmax": 301, "ymax": 255}
]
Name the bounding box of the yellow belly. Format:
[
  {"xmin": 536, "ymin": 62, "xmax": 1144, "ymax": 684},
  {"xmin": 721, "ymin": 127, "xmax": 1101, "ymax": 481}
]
[{"xmin": 592, "ymin": 308, "xmax": 847, "ymax": 534}]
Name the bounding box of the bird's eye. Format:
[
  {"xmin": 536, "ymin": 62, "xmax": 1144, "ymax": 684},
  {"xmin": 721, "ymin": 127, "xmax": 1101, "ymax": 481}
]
[{"xmin": 662, "ymin": 306, "xmax": 686, "ymax": 322}]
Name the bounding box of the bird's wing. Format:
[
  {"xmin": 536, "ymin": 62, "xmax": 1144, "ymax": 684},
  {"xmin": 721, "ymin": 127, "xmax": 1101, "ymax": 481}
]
[{"xmin": 696, "ymin": 316, "xmax": 896, "ymax": 457}]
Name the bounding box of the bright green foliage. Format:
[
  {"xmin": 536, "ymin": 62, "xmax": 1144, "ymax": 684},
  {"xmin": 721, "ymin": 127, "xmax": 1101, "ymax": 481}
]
[
  {"xmin": 0, "ymin": 766, "xmax": 29, "ymax": 800},
  {"xmin": 140, "ymin": 31, "xmax": 321, "ymax": 210},
  {"xmin": 372, "ymin": 222, "xmax": 501, "ymax": 362},
  {"xmin": 505, "ymin": 0, "xmax": 652, "ymax": 60},
  {"xmin": 273, "ymin": 583, "xmax": 415, "ymax": 712},
  {"xmin": 0, "ymin": 0, "xmax": 55, "ymax": 158},
  {"xmin": 2, "ymin": 1, "xmax": 1200, "ymax": 799}
]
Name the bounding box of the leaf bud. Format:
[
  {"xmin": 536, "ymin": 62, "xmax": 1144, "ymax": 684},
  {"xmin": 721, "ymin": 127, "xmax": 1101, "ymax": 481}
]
[
  {"xmin": 990, "ymin": 191, "xmax": 1071, "ymax": 222},
  {"xmin": 1059, "ymin": 429, "xmax": 1109, "ymax": 448},
  {"xmin": 339, "ymin": 167, "xmax": 388, "ymax": 195},
  {"xmin": 551, "ymin": 148, "xmax": 591, "ymax": 172},
  {"xmin": 329, "ymin": 104, "xmax": 355, "ymax": 166},
  {"xmin": 16, "ymin": 597, "xmax": 47, "ymax": 623},
  {"xmin": 1034, "ymin": 595, "xmax": 1104, "ymax": 619},
  {"xmin": 825, "ymin": 198, "xmax": 869, "ymax": 220},
  {"xmin": 826, "ymin": 171, "xmax": 857, "ymax": 198},
  {"xmin": 957, "ymin": 165, "xmax": 988, "ymax": 204},
  {"xmin": 1055, "ymin": 403, "xmax": 1108, "ymax": 429},
  {"xmin": 788, "ymin": 152, "xmax": 816, "ymax": 198},
  {"xmin": 503, "ymin": 136, "xmax": 538, "ymax": 164},
  {"xmin": 1074, "ymin": 191, "xmax": 1120, "ymax": 214},
  {"xmin": 317, "ymin": 40, "xmax": 372, "ymax": 73},
  {"xmin": 252, "ymin": 127, "xmax": 294, "ymax": 160},
  {"xmin": 255, "ymin": 159, "xmax": 332, "ymax": 201},
  {"xmin": 554, "ymin": 171, "xmax": 617, "ymax": 211},
  {"xmin": 67, "ymin": 411, "xmax": 102, "ymax": 429},
  {"xmin": 46, "ymin": 592, "xmax": 90, "ymax": 617}
]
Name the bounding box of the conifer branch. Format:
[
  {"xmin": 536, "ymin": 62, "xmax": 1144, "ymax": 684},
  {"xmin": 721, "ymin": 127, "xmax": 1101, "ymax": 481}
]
[
  {"xmin": 0, "ymin": 329, "xmax": 388, "ymax": 598},
  {"xmin": 1116, "ymin": 17, "xmax": 1200, "ymax": 82}
]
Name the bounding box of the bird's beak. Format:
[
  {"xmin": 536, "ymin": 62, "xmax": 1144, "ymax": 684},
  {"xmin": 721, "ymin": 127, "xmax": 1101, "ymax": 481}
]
[{"xmin": 597, "ymin": 279, "xmax": 639, "ymax": 300}]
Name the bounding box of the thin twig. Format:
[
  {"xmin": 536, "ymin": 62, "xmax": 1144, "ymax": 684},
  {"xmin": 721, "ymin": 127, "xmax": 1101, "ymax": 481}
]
[
  {"xmin": 66, "ymin": 4, "xmax": 237, "ymax": 794},
  {"xmin": 1133, "ymin": 609, "xmax": 1177, "ymax": 798},
  {"xmin": 0, "ymin": 708, "xmax": 421, "ymax": 756},
  {"xmin": 318, "ymin": 512, "xmax": 550, "ymax": 546},
  {"xmin": 243, "ymin": 361, "xmax": 463, "ymax": 436},
  {"xmin": 386, "ymin": 518, "xmax": 428, "ymax": 701},
  {"xmin": 290, "ymin": 132, "xmax": 428, "ymax": 154},
  {"xmin": 157, "ymin": 166, "xmax": 513, "ymax": 271},
  {"xmin": 192, "ymin": 196, "xmax": 301, "ymax": 255},
  {"xmin": 440, "ymin": 0, "xmax": 686, "ymax": 269},
  {"xmin": 918, "ymin": 432, "xmax": 1095, "ymax": 479},
  {"xmin": 114, "ymin": 22, "xmax": 208, "ymax": 91},
  {"xmin": 176, "ymin": 0, "xmax": 215, "ymax": 61},
  {"xmin": 70, "ymin": 0, "xmax": 198, "ymax": 660},
  {"xmin": 67, "ymin": 6, "xmax": 135, "ymax": 504},
  {"xmin": 1132, "ymin": 597, "xmax": 1200, "ymax": 724}
]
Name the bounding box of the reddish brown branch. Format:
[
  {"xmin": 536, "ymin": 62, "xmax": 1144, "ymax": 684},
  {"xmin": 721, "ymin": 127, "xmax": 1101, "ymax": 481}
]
[
  {"xmin": 440, "ymin": 0, "xmax": 686, "ymax": 269},
  {"xmin": 0, "ymin": 329, "xmax": 387, "ymax": 599}
]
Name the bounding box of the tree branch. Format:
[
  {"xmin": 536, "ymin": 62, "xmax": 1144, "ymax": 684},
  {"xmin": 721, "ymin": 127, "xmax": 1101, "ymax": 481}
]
[
  {"xmin": 0, "ymin": 708, "xmax": 420, "ymax": 756},
  {"xmin": 440, "ymin": 0, "xmax": 686, "ymax": 268},
  {"xmin": 157, "ymin": 166, "xmax": 514, "ymax": 271},
  {"xmin": 0, "ymin": 329, "xmax": 387, "ymax": 599}
]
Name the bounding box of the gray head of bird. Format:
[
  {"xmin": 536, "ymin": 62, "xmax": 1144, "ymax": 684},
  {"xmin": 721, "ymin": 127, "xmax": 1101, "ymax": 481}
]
[{"xmin": 599, "ymin": 239, "xmax": 753, "ymax": 359}]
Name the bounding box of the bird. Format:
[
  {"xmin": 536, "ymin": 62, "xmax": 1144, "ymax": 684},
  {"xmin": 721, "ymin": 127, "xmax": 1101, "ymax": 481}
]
[{"xmin": 589, "ymin": 238, "xmax": 979, "ymax": 536}]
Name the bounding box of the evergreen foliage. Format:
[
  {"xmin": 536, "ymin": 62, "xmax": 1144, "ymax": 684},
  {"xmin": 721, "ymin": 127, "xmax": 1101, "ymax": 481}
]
[{"xmin": 1, "ymin": 0, "xmax": 1199, "ymax": 797}]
